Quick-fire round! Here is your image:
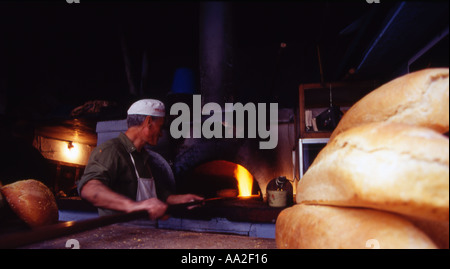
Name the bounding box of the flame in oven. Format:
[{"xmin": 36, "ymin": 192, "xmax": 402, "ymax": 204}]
[{"xmin": 234, "ymin": 164, "xmax": 253, "ymax": 197}]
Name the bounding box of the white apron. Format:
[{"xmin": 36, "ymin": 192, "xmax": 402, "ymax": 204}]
[{"xmin": 129, "ymin": 153, "xmax": 157, "ymax": 201}]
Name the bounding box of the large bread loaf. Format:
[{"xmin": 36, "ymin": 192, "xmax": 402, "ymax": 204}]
[
  {"xmin": 0, "ymin": 179, "xmax": 58, "ymax": 228},
  {"xmin": 275, "ymin": 204, "xmax": 437, "ymax": 249},
  {"xmin": 329, "ymin": 68, "xmax": 449, "ymax": 141},
  {"xmin": 277, "ymin": 69, "xmax": 449, "ymax": 249},
  {"xmin": 297, "ymin": 122, "xmax": 449, "ymax": 222},
  {"xmin": 405, "ymin": 216, "xmax": 449, "ymax": 249}
]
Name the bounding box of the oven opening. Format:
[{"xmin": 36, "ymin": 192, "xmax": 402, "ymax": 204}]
[{"xmin": 178, "ymin": 160, "xmax": 261, "ymax": 200}]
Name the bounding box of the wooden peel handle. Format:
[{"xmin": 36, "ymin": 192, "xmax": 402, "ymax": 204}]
[{"xmin": 0, "ymin": 197, "xmax": 233, "ymax": 248}]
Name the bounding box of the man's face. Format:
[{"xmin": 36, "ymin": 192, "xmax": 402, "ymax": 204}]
[{"xmin": 144, "ymin": 116, "xmax": 165, "ymax": 146}]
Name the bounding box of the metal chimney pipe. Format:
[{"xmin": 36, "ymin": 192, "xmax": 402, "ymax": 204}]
[{"xmin": 199, "ymin": 1, "xmax": 233, "ymax": 105}]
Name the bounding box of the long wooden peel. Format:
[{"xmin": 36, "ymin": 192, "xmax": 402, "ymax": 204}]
[
  {"xmin": 0, "ymin": 197, "xmax": 232, "ymax": 249},
  {"xmin": 0, "ymin": 210, "xmax": 149, "ymax": 249}
]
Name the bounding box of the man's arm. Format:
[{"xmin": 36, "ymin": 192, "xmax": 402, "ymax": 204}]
[
  {"xmin": 166, "ymin": 194, "xmax": 204, "ymax": 205},
  {"xmin": 80, "ymin": 179, "xmax": 167, "ymax": 220}
]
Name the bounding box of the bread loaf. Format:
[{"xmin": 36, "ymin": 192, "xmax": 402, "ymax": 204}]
[
  {"xmin": 297, "ymin": 122, "xmax": 449, "ymax": 221},
  {"xmin": 275, "ymin": 204, "xmax": 437, "ymax": 249},
  {"xmin": 0, "ymin": 179, "xmax": 58, "ymax": 228},
  {"xmin": 278, "ymin": 69, "xmax": 449, "ymax": 249},
  {"xmin": 0, "ymin": 191, "xmax": 5, "ymax": 216},
  {"xmin": 405, "ymin": 215, "xmax": 449, "ymax": 249},
  {"xmin": 329, "ymin": 68, "xmax": 449, "ymax": 141}
]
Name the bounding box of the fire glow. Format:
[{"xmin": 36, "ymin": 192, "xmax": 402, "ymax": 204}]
[
  {"xmin": 64, "ymin": 141, "xmax": 80, "ymax": 161},
  {"xmin": 234, "ymin": 164, "xmax": 253, "ymax": 197}
]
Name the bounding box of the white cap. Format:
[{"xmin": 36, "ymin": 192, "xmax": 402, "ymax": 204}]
[{"xmin": 127, "ymin": 99, "xmax": 165, "ymax": 117}]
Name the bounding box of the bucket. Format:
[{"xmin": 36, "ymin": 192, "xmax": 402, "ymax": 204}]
[{"xmin": 171, "ymin": 67, "xmax": 196, "ymax": 94}]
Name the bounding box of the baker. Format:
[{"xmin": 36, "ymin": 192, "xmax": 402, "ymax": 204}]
[{"xmin": 77, "ymin": 99, "xmax": 203, "ymax": 219}]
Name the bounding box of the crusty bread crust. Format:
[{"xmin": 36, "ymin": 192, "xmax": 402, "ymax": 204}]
[
  {"xmin": 297, "ymin": 122, "xmax": 449, "ymax": 221},
  {"xmin": 275, "ymin": 204, "xmax": 437, "ymax": 249},
  {"xmin": 329, "ymin": 68, "xmax": 449, "ymax": 141},
  {"xmin": 0, "ymin": 179, "xmax": 58, "ymax": 228},
  {"xmin": 405, "ymin": 215, "xmax": 449, "ymax": 249}
]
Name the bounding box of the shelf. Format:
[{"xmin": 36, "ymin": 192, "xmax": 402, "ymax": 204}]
[
  {"xmin": 297, "ymin": 81, "xmax": 379, "ymax": 178},
  {"xmin": 301, "ymin": 131, "xmax": 332, "ymax": 139},
  {"xmin": 298, "ymin": 81, "xmax": 378, "ymax": 139}
]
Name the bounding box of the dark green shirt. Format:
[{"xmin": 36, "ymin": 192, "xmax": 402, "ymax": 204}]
[{"xmin": 77, "ymin": 132, "xmax": 173, "ymax": 216}]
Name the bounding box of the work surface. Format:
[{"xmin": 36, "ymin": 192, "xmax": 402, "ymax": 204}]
[{"xmin": 20, "ymin": 221, "xmax": 277, "ymax": 249}]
